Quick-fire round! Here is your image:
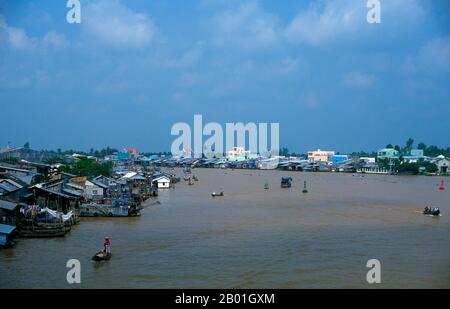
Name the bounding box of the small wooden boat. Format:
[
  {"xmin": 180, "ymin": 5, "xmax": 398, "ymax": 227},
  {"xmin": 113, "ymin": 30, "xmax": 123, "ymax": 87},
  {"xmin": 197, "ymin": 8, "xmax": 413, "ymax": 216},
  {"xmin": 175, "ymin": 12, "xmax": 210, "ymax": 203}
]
[
  {"xmin": 211, "ymin": 191, "xmax": 224, "ymax": 197},
  {"xmin": 423, "ymin": 207, "xmax": 440, "ymax": 216},
  {"xmin": 281, "ymin": 177, "xmax": 292, "ymax": 188},
  {"xmin": 92, "ymin": 251, "xmax": 112, "ymax": 261}
]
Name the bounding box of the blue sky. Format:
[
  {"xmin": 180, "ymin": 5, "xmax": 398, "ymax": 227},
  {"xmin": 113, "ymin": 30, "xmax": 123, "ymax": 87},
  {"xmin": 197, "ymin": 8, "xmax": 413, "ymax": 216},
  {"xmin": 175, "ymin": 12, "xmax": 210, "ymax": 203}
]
[{"xmin": 0, "ymin": 0, "xmax": 449, "ymax": 153}]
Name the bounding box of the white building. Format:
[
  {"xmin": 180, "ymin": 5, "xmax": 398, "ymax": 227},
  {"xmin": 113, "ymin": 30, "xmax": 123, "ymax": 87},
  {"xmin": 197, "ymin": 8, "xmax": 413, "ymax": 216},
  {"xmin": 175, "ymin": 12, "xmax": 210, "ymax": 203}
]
[
  {"xmin": 226, "ymin": 147, "xmax": 251, "ymax": 162},
  {"xmin": 152, "ymin": 176, "xmax": 171, "ymax": 189},
  {"xmin": 435, "ymin": 157, "xmax": 450, "ymax": 174},
  {"xmin": 307, "ymin": 149, "xmax": 335, "ymax": 163},
  {"xmin": 84, "ymin": 180, "xmax": 104, "ymax": 198},
  {"xmin": 360, "ymin": 157, "xmax": 376, "ymax": 163}
]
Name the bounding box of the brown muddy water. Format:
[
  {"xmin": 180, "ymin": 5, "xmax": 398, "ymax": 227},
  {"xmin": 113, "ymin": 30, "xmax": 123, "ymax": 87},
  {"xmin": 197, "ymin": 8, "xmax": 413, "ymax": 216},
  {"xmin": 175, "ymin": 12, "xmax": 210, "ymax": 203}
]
[{"xmin": 1, "ymin": 169, "xmax": 449, "ymax": 288}]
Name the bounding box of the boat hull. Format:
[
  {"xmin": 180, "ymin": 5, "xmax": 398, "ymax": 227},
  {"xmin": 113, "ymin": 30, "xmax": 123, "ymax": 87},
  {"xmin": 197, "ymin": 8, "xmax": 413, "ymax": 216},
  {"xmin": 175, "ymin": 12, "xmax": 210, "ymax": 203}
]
[
  {"xmin": 92, "ymin": 252, "xmax": 112, "ymax": 261},
  {"xmin": 80, "ymin": 204, "xmax": 137, "ymax": 217},
  {"xmin": 258, "ymin": 159, "xmax": 279, "ymax": 170},
  {"xmin": 423, "ymin": 210, "xmax": 440, "ymax": 216},
  {"xmin": 19, "ymin": 226, "xmax": 70, "ymax": 238}
]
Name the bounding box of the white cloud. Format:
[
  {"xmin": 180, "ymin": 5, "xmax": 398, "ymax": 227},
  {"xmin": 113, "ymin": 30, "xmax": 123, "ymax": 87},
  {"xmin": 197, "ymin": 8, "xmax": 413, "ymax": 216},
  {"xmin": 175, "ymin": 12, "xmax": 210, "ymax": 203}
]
[
  {"xmin": 0, "ymin": 16, "xmax": 34, "ymax": 49},
  {"xmin": 279, "ymin": 57, "xmax": 300, "ymax": 74},
  {"xmin": 94, "ymin": 75, "xmax": 129, "ymax": 96},
  {"xmin": 0, "ymin": 73, "xmax": 31, "ymax": 89},
  {"xmin": 179, "ymin": 72, "xmax": 201, "ymax": 87},
  {"xmin": 419, "ymin": 37, "xmax": 450, "ymax": 73},
  {"xmin": 285, "ymin": 0, "xmax": 426, "ymax": 46},
  {"xmin": 208, "ymin": 1, "xmax": 280, "ymax": 51},
  {"xmin": 0, "ymin": 16, "xmax": 69, "ymax": 51},
  {"xmin": 164, "ymin": 41, "xmax": 205, "ymax": 68},
  {"xmin": 204, "ymin": 0, "xmax": 427, "ymax": 50},
  {"xmin": 42, "ymin": 31, "xmax": 69, "ymax": 50},
  {"xmin": 302, "ymin": 93, "xmax": 320, "ymax": 109},
  {"xmin": 402, "ymin": 36, "xmax": 450, "ymax": 74},
  {"xmin": 83, "ymin": 0, "xmax": 156, "ymax": 48},
  {"xmin": 344, "ymin": 71, "xmax": 374, "ymax": 89},
  {"xmin": 286, "ymin": 0, "xmax": 362, "ymax": 46}
]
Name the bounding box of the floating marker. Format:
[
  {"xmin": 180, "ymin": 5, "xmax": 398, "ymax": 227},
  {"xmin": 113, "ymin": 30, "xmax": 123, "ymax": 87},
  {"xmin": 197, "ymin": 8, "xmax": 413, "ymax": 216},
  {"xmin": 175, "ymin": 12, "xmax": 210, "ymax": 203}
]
[
  {"xmin": 439, "ymin": 179, "xmax": 445, "ymax": 192},
  {"xmin": 302, "ymin": 181, "xmax": 308, "ymax": 193}
]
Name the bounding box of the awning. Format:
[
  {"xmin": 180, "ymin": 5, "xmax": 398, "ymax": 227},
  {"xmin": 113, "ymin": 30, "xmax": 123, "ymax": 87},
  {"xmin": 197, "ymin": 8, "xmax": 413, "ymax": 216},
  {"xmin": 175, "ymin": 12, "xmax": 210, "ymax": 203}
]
[
  {"xmin": 0, "ymin": 199, "xmax": 18, "ymax": 211},
  {"xmin": 0, "ymin": 223, "xmax": 16, "ymax": 234}
]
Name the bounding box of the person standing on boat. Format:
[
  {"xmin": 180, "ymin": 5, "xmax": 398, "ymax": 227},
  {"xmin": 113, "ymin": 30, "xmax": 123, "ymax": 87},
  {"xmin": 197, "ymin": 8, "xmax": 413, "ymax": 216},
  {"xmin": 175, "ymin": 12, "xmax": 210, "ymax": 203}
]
[{"xmin": 104, "ymin": 237, "xmax": 111, "ymax": 254}]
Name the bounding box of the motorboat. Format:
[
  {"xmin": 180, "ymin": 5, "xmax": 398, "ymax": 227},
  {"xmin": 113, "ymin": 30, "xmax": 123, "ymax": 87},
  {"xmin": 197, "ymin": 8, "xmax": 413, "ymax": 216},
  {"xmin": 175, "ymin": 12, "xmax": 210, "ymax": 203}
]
[
  {"xmin": 423, "ymin": 207, "xmax": 440, "ymax": 216},
  {"xmin": 281, "ymin": 177, "xmax": 292, "ymax": 188}
]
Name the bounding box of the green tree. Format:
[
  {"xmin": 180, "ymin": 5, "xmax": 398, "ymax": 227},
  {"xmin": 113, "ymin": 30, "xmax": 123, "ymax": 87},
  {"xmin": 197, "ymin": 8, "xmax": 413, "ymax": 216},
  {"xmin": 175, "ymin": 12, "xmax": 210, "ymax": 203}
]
[
  {"xmin": 60, "ymin": 157, "xmax": 113, "ymax": 177},
  {"xmin": 396, "ymin": 162, "xmax": 419, "ymax": 175},
  {"xmin": 1, "ymin": 156, "xmax": 19, "ymax": 164},
  {"xmin": 279, "ymin": 147, "xmax": 289, "ymax": 157},
  {"xmin": 405, "ymin": 138, "xmax": 414, "ymax": 153}
]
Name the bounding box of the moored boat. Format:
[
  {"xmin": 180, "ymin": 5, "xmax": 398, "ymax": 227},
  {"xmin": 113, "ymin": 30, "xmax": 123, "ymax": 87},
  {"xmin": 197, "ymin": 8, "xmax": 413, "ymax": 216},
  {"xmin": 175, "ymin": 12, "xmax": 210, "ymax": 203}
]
[
  {"xmin": 18, "ymin": 206, "xmax": 73, "ymax": 238},
  {"xmin": 258, "ymin": 158, "xmax": 279, "ymax": 170},
  {"xmin": 80, "ymin": 198, "xmax": 140, "ymax": 217},
  {"xmin": 19, "ymin": 220, "xmax": 70, "ymax": 238}
]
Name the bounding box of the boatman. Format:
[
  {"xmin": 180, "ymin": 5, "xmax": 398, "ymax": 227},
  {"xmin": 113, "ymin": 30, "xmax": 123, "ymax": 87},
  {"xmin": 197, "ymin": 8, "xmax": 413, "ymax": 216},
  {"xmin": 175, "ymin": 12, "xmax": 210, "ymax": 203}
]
[{"xmin": 104, "ymin": 237, "xmax": 111, "ymax": 254}]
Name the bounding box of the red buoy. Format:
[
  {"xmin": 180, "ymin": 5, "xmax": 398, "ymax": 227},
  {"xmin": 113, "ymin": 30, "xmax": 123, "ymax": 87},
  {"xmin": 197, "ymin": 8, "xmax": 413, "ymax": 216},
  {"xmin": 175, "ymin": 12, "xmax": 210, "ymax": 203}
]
[{"xmin": 439, "ymin": 179, "xmax": 445, "ymax": 192}]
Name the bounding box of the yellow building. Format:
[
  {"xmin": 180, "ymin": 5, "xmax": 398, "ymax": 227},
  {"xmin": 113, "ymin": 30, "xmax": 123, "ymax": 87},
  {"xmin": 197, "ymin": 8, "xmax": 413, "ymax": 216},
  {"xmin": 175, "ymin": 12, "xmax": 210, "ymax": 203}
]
[{"xmin": 307, "ymin": 149, "xmax": 335, "ymax": 162}]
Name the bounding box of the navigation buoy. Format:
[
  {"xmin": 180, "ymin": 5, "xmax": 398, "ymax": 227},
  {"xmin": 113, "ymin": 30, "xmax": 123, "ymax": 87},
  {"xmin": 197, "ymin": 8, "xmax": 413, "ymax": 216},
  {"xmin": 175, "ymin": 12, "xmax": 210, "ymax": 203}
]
[
  {"xmin": 439, "ymin": 179, "xmax": 445, "ymax": 192},
  {"xmin": 302, "ymin": 181, "xmax": 308, "ymax": 193}
]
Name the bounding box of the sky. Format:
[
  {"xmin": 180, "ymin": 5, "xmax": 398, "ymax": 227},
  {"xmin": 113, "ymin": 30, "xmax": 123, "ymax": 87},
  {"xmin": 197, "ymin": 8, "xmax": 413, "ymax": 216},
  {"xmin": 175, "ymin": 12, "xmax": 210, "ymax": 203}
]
[{"xmin": 0, "ymin": 0, "xmax": 449, "ymax": 153}]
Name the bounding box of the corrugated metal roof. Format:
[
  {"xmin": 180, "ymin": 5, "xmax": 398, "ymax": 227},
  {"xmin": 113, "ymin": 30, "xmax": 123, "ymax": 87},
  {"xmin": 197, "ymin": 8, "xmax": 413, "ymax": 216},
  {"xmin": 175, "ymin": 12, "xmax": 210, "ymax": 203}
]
[
  {"xmin": 62, "ymin": 188, "xmax": 83, "ymax": 197},
  {"xmin": 66, "ymin": 182, "xmax": 84, "ymax": 190},
  {"xmin": 90, "ymin": 180, "xmax": 109, "ymax": 189},
  {"xmin": 0, "ymin": 223, "xmax": 16, "ymax": 234},
  {"xmin": 0, "ymin": 183, "xmax": 13, "ymax": 192},
  {"xmin": 0, "ymin": 165, "xmax": 35, "ymax": 173},
  {"xmin": 0, "ymin": 199, "xmax": 18, "ymax": 211},
  {"xmin": 131, "ymin": 175, "xmax": 146, "ymax": 181},
  {"xmin": 122, "ymin": 172, "xmax": 137, "ymax": 179},
  {"xmin": 0, "ymin": 179, "xmax": 23, "ymax": 189},
  {"xmin": 152, "ymin": 176, "xmax": 170, "ymax": 182},
  {"xmin": 35, "ymin": 187, "xmax": 72, "ymax": 199}
]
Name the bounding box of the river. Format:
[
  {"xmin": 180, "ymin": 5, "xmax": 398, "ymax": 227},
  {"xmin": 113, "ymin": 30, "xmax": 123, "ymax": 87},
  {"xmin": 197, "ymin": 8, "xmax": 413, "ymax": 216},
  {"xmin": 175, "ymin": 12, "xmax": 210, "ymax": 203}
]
[{"xmin": 1, "ymin": 168, "xmax": 449, "ymax": 288}]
